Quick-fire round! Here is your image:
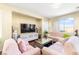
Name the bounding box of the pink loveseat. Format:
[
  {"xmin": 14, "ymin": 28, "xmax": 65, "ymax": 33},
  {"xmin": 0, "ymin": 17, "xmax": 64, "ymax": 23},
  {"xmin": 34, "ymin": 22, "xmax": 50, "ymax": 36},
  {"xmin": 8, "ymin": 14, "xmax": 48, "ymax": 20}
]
[
  {"xmin": 42, "ymin": 42, "xmax": 64, "ymax": 55},
  {"xmin": 2, "ymin": 38, "xmax": 40, "ymax": 55},
  {"xmin": 48, "ymin": 32, "xmax": 65, "ymax": 43},
  {"xmin": 49, "ymin": 32, "xmax": 63, "ymax": 37}
]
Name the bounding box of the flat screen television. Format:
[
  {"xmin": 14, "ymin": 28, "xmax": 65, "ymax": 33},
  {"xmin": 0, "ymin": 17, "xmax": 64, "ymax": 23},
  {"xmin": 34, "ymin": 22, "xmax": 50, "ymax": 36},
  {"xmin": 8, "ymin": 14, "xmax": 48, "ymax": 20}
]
[{"xmin": 21, "ymin": 24, "xmax": 36, "ymax": 33}]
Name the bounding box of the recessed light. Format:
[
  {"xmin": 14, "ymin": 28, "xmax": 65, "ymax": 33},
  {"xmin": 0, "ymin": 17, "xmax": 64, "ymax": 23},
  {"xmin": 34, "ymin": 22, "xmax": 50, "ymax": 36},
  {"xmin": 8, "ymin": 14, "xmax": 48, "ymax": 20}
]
[{"xmin": 50, "ymin": 3, "xmax": 62, "ymax": 8}]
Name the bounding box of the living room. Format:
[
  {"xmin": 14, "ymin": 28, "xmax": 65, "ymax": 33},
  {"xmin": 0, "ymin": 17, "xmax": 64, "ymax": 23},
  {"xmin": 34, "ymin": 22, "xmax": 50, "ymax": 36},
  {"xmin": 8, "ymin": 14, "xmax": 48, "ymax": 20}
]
[{"xmin": 0, "ymin": 3, "xmax": 79, "ymax": 55}]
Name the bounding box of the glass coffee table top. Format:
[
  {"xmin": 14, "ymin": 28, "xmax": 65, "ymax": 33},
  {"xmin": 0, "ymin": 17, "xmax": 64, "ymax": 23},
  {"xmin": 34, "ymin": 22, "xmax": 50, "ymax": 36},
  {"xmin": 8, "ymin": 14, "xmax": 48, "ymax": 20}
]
[{"xmin": 36, "ymin": 38, "xmax": 52, "ymax": 45}]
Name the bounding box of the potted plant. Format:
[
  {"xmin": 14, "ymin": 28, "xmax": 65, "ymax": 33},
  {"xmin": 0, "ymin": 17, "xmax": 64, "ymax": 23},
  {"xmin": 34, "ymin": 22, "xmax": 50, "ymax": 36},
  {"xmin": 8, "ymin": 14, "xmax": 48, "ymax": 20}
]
[{"xmin": 44, "ymin": 31, "xmax": 48, "ymax": 39}]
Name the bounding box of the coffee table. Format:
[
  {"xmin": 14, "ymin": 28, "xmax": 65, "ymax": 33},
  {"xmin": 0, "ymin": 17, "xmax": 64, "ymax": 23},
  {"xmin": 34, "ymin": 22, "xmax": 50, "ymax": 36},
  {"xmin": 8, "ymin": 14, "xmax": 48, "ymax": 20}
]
[{"xmin": 35, "ymin": 38, "xmax": 53, "ymax": 49}]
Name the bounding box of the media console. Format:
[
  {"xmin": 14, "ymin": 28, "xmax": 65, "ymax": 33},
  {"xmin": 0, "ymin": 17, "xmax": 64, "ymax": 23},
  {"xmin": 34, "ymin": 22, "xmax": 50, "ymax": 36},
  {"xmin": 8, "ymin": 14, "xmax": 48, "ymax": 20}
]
[{"xmin": 20, "ymin": 33, "xmax": 38, "ymax": 41}]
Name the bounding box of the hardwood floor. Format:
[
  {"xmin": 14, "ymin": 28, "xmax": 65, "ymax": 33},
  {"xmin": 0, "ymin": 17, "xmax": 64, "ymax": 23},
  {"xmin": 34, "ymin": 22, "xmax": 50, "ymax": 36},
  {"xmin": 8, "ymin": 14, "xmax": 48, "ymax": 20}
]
[
  {"xmin": 29, "ymin": 40, "xmax": 37, "ymax": 48},
  {"xmin": 29, "ymin": 40, "xmax": 43, "ymax": 48}
]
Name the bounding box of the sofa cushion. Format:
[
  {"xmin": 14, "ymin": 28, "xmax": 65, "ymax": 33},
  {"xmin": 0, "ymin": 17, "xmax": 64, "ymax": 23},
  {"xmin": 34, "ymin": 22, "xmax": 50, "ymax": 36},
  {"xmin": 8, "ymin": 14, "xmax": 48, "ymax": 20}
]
[
  {"xmin": 18, "ymin": 38, "xmax": 33, "ymax": 53},
  {"xmin": 66, "ymin": 36, "xmax": 79, "ymax": 53},
  {"xmin": 49, "ymin": 42, "xmax": 64, "ymax": 54},
  {"xmin": 18, "ymin": 38, "xmax": 29, "ymax": 53}
]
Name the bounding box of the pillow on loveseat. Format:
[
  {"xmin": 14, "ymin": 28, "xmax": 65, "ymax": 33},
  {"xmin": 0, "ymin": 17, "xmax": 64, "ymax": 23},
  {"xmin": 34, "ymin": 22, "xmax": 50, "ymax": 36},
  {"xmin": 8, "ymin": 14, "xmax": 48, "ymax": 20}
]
[
  {"xmin": 63, "ymin": 33, "xmax": 71, "ymax": 39},
  {"xmin": 17, "ymin": 38, "xmax": 29, "ymax": 53}
]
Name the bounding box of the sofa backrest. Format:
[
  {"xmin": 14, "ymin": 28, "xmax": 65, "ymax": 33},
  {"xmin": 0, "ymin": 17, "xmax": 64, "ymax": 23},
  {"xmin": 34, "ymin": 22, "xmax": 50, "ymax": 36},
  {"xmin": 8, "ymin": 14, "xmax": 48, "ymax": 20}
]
[
  {"xmin": 2, "ymin": 38, "xmax": 21, "ymax": 55},
  {"xmin": 49, "ymin": 32, "xmax": 63, "ymax": 37}
]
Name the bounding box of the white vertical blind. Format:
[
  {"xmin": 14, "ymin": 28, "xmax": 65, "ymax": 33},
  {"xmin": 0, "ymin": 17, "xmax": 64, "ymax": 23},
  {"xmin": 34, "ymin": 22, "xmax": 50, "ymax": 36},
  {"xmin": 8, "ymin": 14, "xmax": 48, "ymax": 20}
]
[
  {"xmin": 0, "ymin": 12, "xmax": 2, "ymax": 38},
  {"xmin": 42, "ymin": 19, "xmax": 48, "ymax": 32},
  {"xmin": 53, "ymin": 21, "xmax": 59, "ymax": 32},
  {"xmin": 44, "ymin": 20, "xmax": 48, "ymax": 31}
]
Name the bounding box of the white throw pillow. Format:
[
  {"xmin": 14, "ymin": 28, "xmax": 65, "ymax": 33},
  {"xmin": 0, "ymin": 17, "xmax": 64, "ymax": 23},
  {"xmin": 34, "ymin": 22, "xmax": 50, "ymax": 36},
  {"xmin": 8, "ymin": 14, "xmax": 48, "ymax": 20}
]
[{"xmin": 66, "ymin": 36, "xmax": 79, "ymax": 53}]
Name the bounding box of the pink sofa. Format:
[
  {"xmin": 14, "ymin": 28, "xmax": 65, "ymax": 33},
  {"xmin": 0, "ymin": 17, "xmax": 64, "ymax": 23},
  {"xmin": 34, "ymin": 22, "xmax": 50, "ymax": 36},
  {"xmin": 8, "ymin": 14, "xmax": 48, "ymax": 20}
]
[
  {"xmin": 2, "ymin": 38, "xmax": 40, "ymax": 55},
  {"xmin": 42, "ymin": 36, "xmax": 79, "ymax": 55},
  {"xmin": 42, "ymin": 42, "xmax": 64, "ymax": 55}
]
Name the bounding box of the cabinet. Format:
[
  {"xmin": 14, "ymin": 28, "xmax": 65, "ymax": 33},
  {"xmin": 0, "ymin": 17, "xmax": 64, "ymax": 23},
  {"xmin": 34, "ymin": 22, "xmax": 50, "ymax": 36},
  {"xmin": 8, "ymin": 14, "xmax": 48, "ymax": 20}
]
[{"xmin": 21, "ymin": 33, "xmax": 38, "ymax": 41}]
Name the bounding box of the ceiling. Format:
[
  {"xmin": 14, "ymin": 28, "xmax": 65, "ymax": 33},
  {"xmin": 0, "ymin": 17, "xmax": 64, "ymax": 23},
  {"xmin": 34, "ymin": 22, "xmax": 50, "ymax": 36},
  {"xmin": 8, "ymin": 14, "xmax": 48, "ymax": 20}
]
[{"xmin": 6, "ymin": 3, "xmax": 79, "ymax": 18}]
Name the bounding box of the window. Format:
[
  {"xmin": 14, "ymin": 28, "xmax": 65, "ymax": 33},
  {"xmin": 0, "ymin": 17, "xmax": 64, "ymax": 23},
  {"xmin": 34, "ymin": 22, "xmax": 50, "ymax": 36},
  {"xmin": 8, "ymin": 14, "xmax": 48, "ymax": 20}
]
[
  {"xmin": 43, "ymin": 20, "xmax": 48, "ymax": 32},
  {"xmin": 59, "ymin": 17, "xmax": 75, "ymax": 33}
]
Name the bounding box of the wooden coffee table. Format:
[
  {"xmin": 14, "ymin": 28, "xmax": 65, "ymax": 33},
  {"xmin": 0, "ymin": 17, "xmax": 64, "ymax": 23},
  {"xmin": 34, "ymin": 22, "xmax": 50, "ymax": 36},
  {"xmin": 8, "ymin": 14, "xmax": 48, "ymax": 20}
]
[{"xmin": 35, "ymin": 38, "xmax": 53, "ymax": 49}]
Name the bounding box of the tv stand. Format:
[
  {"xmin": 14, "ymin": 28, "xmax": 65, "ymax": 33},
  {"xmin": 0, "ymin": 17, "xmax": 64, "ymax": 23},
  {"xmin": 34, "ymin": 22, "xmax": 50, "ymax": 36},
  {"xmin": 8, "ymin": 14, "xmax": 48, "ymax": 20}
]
[{"xmin": 21, "ymin": 33, "xmax": 38, "ymax": 41}]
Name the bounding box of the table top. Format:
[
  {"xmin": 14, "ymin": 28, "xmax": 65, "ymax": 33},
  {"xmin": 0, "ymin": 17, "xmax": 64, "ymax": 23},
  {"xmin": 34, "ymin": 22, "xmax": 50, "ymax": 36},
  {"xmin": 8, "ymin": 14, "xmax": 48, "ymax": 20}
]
[{"xmin": 36, "ymin": 38, "xmax": 52, "ymax": 45}]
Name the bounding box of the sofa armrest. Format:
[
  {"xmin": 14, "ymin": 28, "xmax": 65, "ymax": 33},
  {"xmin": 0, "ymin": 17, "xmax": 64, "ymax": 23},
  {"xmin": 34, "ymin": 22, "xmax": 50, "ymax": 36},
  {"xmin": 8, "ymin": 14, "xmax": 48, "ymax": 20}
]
[
  {"xmin": 22, "ymin": 47, "xmax": 40, "ymax": 55},
  {"xmin": 42, "ymin": 47, "xmax": 62, "ymax": 55},
  {"xmin": 64, "ymin": 43, "xmax": 78, "ymax": 55}
]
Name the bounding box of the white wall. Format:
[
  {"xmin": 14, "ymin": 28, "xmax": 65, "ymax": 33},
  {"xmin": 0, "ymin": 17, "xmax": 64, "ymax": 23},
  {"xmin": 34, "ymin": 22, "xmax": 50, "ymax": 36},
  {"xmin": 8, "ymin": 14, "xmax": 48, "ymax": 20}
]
[{"xmin": 2, "ymin": 10, "xmax": 12, "ymax": 40}]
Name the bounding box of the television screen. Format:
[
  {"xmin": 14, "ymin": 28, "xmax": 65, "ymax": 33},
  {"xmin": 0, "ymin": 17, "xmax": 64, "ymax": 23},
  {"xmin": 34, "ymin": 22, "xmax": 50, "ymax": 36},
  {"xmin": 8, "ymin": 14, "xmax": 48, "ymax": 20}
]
[{"xmin": 21, "ymin": 24, "xmax": 36, "ymax": 33}]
